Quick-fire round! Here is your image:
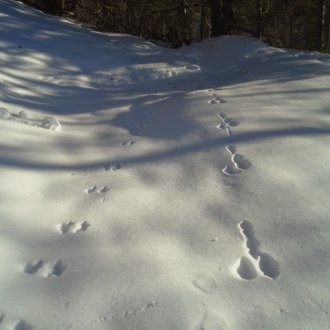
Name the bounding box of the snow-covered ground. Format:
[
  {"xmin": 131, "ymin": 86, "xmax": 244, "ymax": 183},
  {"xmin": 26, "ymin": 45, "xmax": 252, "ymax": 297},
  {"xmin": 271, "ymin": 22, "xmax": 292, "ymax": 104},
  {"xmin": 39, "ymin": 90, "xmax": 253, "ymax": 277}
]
[{"xmin": 1, "ymin": 0, "xmax": 330, "ymax": 329}]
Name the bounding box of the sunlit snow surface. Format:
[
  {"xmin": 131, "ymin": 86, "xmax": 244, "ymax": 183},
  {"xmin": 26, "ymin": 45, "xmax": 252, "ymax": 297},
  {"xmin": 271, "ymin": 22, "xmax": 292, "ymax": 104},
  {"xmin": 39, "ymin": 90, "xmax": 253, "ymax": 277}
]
[{"xmin": 0, "ymin": 0, "xmax": 330, "ymax": 329}]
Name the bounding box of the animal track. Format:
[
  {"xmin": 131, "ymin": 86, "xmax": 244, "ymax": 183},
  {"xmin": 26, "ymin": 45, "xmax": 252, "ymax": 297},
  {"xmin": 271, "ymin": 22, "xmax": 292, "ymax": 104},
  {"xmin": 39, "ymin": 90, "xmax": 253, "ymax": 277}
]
[
  {"xmin": 0, "ymin": 107, "xmax": 61, "ymax": 131},
  {"xmin": 222, "ymin": 164, "xmax": 238, "ymax": 176},
  {"xmin": 104, "ymin": 163, "xmax": 121, "ymax": 171},
  {"xmin": 236, "ymin": 257, "xmax": 257, "ymax": 280},
  {"xmin": 12, "ymin": 319, "xmax": 33, "ymax": 330},
  {"xmin": 23, "ymin": 259, "xmax": 65, "ymax": 277},
  {"xmin": 97, "ymin": 185, "xmax": 108, "ymax": 193},
  {"xmin": 258, "ymin": 253, "xmax": 280, "ymax": 279},
  {"xmin": 218, "ymin": 112, "xmax": 226, "ymax": 119},
  {"xmin": 85, "ymin": 185, "xmax": 108, "ymax": 193},
  {"xmin": 239, "ymin": 220, "xmax": 260, "ymax": 258},
  {"xmin": 58, "ymin": 220, "xmax": 90, "ymax": 234},
  {"xmin": 46, "ymin": 259, "xmax": 66, "ymax": 277},
  {"xmin": 23, "ymin": 258, "xmax": 44, "ymax": 274},
  {"xmin": 193, "ymin": 274, "xmax": 217, "ymax": 293},
  {"xmin": 0, "ymin": 313, "xmax": 32, "ymax": 330},
  {"xmin": 208, "ymin": 95, "xmax": 225, "ymax": 104},
  {"xmin": 216, "ymin": 113, "xmax": 238, "ymax": 136},
  {"xmin": 40, "ymin": 116, "xmax": 62, "ymax": 131},
  {"xmin": 232, "ymin": 154, "xmax": 252, "ymax": 170},
  {"xmin": 226, "ymin": 144, "xmax": 236, "ymax": 155},
  {"xmin": 234, "ymin": 220, "xmax": 280, "ymax": 280},
  {"xmin": 222, "ymin": 145, "xmax": 251, "ymax": 176},
  {"xmin": 85, "ymin": 185, "xmax": 96, "ymax": 193},
  {"xmin": 120, "ymin": 140, "xmax": 134, "ymax": 146}
]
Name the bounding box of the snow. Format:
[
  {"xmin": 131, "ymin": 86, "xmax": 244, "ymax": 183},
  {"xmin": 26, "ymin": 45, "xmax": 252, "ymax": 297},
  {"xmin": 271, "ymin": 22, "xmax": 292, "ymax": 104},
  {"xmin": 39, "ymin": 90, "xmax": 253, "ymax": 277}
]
[{"xmin": 1, "ymin": 0, "xmax": 330, "ymax": 329}]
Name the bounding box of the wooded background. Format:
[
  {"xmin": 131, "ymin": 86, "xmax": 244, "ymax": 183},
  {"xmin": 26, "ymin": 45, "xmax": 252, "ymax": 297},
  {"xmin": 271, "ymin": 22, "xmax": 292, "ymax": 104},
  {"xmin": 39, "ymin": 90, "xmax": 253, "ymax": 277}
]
[{"xmin": 19, "ymin": 0, "xmax": 330, "ymax": 53}]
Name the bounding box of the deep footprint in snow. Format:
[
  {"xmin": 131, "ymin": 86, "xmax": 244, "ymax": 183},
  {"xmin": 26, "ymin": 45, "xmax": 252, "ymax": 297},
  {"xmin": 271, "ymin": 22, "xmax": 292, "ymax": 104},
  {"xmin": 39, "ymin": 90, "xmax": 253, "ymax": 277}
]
[
  {"xmin": 70, "ymin": 221, "xmax": 89, "ymax": 233},
  {"xmin": 216, "ymin": 122, "xmax": 227, "ymax": 130},
  {"xmin": 23, "ymin": 259, "xmax": 65, "ymax": 277},
  {"xmin": 216, "ymin": 113, "xmax": 238, "ymax": 136},
  {"xmin": 58, "ymin": 221, "xmax": 90, "ymax": 234},
  {"xmin": 238, "ymin": 220, "xmax": 280, "ymax": 279},
  {"xmin": 58, "ymin": 221, "xmax": 74, "ymax": 234},
  {"xmin": 236, "ymin": 257, "xmax": 257, "ymax": 280},
  {"xmin": 223, "ymin": 116, "xmax": 239, "ymax": 127},
  {"xmin": 222, "ymin": 164, "xmax": 238, "ymax": 176},
  {"xmin": 216, "ymin": 118, "xmax": 238, "ymax": 131},
  {"xmin": 258, "ymin": 253, "xmax": 280, "ymax": 279},
  {"xmin": 45, "ymin": 259, "xmax": 65, "ymax": 277},
  {"xmin": 239, "ymin": 220, "xmax": 260, "ymax": 258},
  {"xmin": 226, "ymin": 144, "xmax": 236, "ymax": 155},
  {"xmin": 223, "ymin": 146, "xmax": 251, "ymax": 176},
  {"xmin": 217, "ymin": 112, "xmax": 238, "ymax": 127},
  {"xmin": 232, "ymin": 154, "xmax": 252, "ymax": 170},
  {"xmin": 23, "ymin": 259, "xmax": 44, "ymax": 274},
  {"xmin": 217, "ymin": 112, "xmax": 226, "ymax": 120},
  {"xmin": 193, "ymin": 274, "xmax": 217, "ymax": 293}
]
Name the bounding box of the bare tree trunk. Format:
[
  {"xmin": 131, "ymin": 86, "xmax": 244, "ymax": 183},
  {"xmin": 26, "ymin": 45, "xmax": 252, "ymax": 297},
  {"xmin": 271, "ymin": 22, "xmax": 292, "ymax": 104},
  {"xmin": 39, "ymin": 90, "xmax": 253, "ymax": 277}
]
[
  {"xmin": 200, "ymin": 0, "xmax": 206, "ymax": 39},
  {"xmin": 222, "ymin": 0, "xmax": 234, "ymax": 34},
  {"xmin": 323, "ymin": 0, "xmax": 330, "ymax": 51},
  {"xmin": 316, "ymin": 0, "xmax": 325, "ymax": 50},
  {"xmin": 208, "ymin": 0, "xmax": 222, "ymax": 36},
  {"xmin": 255, "ymin": 0, "xmax": 262, "ymax": 38}
]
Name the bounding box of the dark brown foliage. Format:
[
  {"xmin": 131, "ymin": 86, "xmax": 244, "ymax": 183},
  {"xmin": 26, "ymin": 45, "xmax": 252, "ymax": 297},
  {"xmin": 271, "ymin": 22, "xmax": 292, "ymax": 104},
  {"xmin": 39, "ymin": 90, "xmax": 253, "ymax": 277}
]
[{"xmin": 17, "ymin": 0, "xmax": 330, "ymax": 52}]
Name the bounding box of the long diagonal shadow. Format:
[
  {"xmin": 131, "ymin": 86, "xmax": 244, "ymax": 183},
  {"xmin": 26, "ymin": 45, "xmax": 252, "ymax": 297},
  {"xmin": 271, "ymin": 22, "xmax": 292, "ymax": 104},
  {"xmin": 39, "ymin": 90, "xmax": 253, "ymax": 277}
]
[{"xmin": 1, "ymin": 126, "xmax": 329, "ymax": 171}]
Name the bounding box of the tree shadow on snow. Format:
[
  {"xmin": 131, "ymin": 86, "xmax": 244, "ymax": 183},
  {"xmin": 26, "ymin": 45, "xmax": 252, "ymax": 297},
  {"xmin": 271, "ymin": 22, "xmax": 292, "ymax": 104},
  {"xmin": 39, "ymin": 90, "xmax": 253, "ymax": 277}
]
[{"xmin": 0, "ymin": 0, "xmax": 330, "ymax": 172}]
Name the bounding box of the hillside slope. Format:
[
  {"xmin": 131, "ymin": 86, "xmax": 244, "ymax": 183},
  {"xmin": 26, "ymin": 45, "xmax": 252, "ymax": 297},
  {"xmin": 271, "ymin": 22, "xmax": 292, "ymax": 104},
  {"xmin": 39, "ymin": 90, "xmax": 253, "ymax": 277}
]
[{"xmin": 1, "ymin": 1, "xmax": 330, "ymax": 329}]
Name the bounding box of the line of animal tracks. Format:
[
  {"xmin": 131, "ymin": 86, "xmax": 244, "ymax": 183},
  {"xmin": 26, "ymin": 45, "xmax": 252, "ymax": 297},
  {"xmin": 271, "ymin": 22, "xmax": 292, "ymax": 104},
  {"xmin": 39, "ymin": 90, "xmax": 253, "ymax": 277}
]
[
  {"xmin": 209, "ymin": 88, "xmax": 280, "ymax": 282},
  {"xmin": 1, "ymin": 88, "xmax": 281, "ymax": 330}
]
